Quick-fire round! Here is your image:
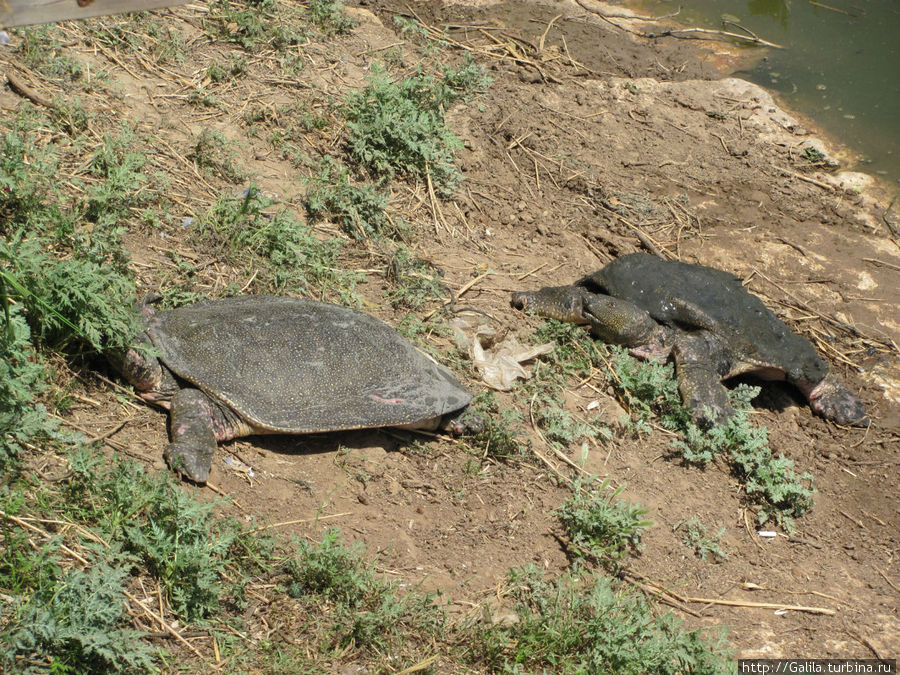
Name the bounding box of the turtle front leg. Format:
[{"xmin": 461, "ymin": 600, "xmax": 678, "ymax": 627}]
[
  {"xmin": 165, "ymin": 389, "xmax": 221, "ymax": 484},
  {"xmin": 672, "ymin": 332, "xmax": 734, "ymax": 429}
]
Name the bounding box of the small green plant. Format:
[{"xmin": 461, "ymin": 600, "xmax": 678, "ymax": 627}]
[
  {"xmin": 612, "ymin": 350, "xmax": 815, "ymax": 530},
  {"xmin": 1, "ymin": 236, "xmax": 141, "ymax": 352},
  {"xmin": 802, "ymin": 146, "xmax": 827, "ymax": 163},
  {"xmin": 556, "ymin": 477, "xmax": 652, "ymax": 566},
  {"xmin": 188, "ymin": 129, "xmax": 245, "ymax": 183},
  {"xmin": 305, "ymin": 0, "xmax": 357, "ymax": 37},
  {"xmin": 384, "ymin": 245, "xmax": 447, "ymax": 308},
  {"xmin": 84, "ymin": 13, "xmax": 186, "ymax": 65},
  {"xmin": 469, "ymin": 565, "xmax": 733, "ymax": 674},
  {"xmin": 0, "ymin": 304, "xmax": 59, "ymax": 470},
  {"xmin": 60, "ymin": 450, "xmax": 239, "ymax": 622},
  {"xmin": 305, "ymin": 163, "xmax": 400, "ymax": 239},
  {"xmin": 678, "ymin": 517, "xmax": 727, "ymax": 561},
  {"xmin": 284, "ymin": 528, "xmax": 443, "ymax": 653},
  {"xmin": 15, "ymin": 26, "xmax": 85, "ymax": 83},
  {"xmin": 468, "ymin": 391, "xmax": 525, "ymax": 460},
  {"xmin": 1, "ymin": 558, "xmax": 157, "ymax": 674},
  {"xmin": 199, "ymin": 185, "xmax": 361, "ymax": 302},
  {"xmin": 205, "ymin": 0, "xmax": 306, "ymax": 52},
  {"xmin": 342, "ymin": 61, "xmax": 487, "ymax": 195}
]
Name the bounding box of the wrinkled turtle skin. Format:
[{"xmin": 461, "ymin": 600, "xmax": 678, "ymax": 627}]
[
  {"xmin": 111, "ymin": 296, "xmax": 480, "ymax": 483},
  {"xmin": 511, "ymin": 253, "xmax": 868, "ymax": 428}
]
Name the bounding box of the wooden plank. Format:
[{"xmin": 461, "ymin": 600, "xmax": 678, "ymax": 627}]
[{"xmin": 0, "ymin": 0, "xmax": 191, "ymax": 28}]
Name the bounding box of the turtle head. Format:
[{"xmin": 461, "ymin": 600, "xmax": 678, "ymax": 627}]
[{"xmin": 511, "ymin": 285, "xmax": 591, "ymax": 325}]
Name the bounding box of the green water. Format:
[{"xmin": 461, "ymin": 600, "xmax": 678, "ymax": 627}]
[{"xmin": 637, "ymin": 0, "xmax": 899, "ymax": 185}]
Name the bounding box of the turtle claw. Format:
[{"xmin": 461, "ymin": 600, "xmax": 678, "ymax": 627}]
[
  {"xmin": 164, "ymin": 442, "xmax": 214, "ymax": 484},
  {"xmin": 808, "ymin": 374, "xmax": 869, "ymax": 427}
]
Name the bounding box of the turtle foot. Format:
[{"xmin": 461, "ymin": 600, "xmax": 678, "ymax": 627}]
[
  {"xmin": 808, "ymin": 375, "xmax": 869, "ymax": 427},
  {"xmin": 164, "ymin": 442, "xmax": 213, "ymax": 484}
]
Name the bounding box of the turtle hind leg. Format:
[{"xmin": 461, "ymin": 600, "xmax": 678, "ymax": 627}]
[
  {"xmin": 803, "ymin": 374, "xmax": 869, "ymax": 427},
  {"xmin": 165, "ymin": 388, "xmax": 220, "ymax": 484},
  {"xmin": 672, "ymin": 333, "xmax": 734, "ymax": 429}
]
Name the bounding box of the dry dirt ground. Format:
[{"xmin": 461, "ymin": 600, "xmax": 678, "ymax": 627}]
[{"xmin": 3, "ymin": 0, "xmax": 898, "ymax": 665}]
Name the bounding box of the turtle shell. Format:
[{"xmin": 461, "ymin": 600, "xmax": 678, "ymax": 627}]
[
  {"xmin": 586, "ymin": 253, "xmax": 828, "ymax": 383},
  {"xmin": 145, "ymin": 296, "xmax": 471, "ymax": 432}
]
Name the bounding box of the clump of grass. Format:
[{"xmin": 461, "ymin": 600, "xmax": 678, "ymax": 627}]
[
  {"xmin": 384, "ymin": 245, "xmax": 447, "ymax": 309},
  {"xmin": 198, "ymin": 185, "xmax": 362, "ymax": 303},
  {"xmin": 801, "ymin": 146, "xmax": 827, "ymax": 163},
  {"xmin": 284, "ymin": 528, "xmax": 443, "ymax": 654},
  {"xmin": 1, "ymin": 556, "xmax": 158, "ymax": 674},
  {"xmin": 556, "ymin": 477, "xmax": 652, "ymax": 567},
  {"xmin": 205, "ymin": 0, "xmax": 306, "ymax": 52},
  {"xmin": 84, "ymin": 13, "xmax": 186, "ymax": 65},
  {"xmin": 468, "ymin": 565, "xmax": 732, "ymax": 674},
  {"xmin": 678, "ymin": 518, "xmax": 727, "ymax": 561},
  {"xmin": 60, "ymin": 450, "xmax": 240, "ymax": 622},
  {"xmin": 1, "ymin": 236, "xmax": 141, "ymax": 353},
  {"xmin": 342, "ymin": 60, "xmax": 488, "ymax": 195},
  {"xmin": 0, "ymin": 303, "xmax": 60, "ymax": 470},
  {"xmin": 612, "ymin": 349, "xmax": 815, "ymax": 531},
  {"xmin": 468, "ymin": 391, "xmax": 526, "ymax": 460},
  {"xmin": 305, "ymin": 163, "xmax": 401, "ymax": 239},
  {"xmin": 189, "ymin": 129, "xmax": 245, "ymax": 184},
  {"xmin": 305, "ymin": 0, "xmax": 357, "ymax": 37},
  {"xmin": 14, "ymin": 26, "xmax": 85, "ymax": 83}
]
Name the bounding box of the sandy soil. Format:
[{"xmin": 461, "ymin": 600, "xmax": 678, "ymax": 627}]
[{"xmin": 3, "ymin": 0, "xmax": 898, "ymax": 663}]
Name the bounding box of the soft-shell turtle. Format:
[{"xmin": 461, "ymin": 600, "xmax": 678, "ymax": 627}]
[
  {"xmin": 112, "ymin": 296, "xmax": 478, "ymax": 483},
  {"xmin": 511, "ymin": 253, "xmax": 868, "ymax": 427}
]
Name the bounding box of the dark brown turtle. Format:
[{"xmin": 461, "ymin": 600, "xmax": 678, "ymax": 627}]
[
  {"xmin": 511, "ymin": 253, "xmax": 868, "ymax": 428},
  {"xmin": 111, "ymin": 296, "xmax": 479, "ymax": 483}
]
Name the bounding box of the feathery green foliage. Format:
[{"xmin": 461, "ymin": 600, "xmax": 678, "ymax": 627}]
[
  {"xmin": 342, "ymin": 60, "xmax": 488, "ymax": 194},
  {"xmin": 1, "ymin": 560, "xmax": 157, "ymax": 674},
  {"xmin": 305, "ymin": 163, "xmax": 400, "ymax": 240},
  {"xmin": 469, "ymin": 565, "xmax": 733, "ymax": 674},
  {"xmin": 0, "ymin": 305, "xmax": 59, "ymax": 470},
  {"xmin": 285, "ymin": 528, "xmax": 444, "ymax": 652},
  {"xmin": 612, "ymin": 349, "xmax": 815, "ymax": 530},
  {"xmin": 199, "ymin": 185, "xmax": 362, "ymax": 303},
  {"xmin": 679, "ymin": 517, "xmax": 727, "ymax": 561},
  {"xmin": 59, "ymin": 451, "xmax": 239, "ymax": 622},
  {"xmin": 556, "ymin": 477, "xmax": 652, "ymax": 566}
]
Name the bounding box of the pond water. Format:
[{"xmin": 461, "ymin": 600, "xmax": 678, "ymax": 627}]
[{"xmin": 635, "ymin": 0, "xmax": 899, "ymax": 185}]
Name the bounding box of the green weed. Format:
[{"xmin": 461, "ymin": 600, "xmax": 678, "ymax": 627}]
[
  {"xmin": 342, "ymin": 61, "xmax": 487, "ymax": 194},
  {"xmin": 305, "ymin": 0, "xmax": 357, "ymax": 37},
  {"xmin": 612, "ymin": 349, "xmax": 815, "ymax": 530},
  {"xmin": 468, "ymin": 391, "xmax": 526, "ymax": 460},
  {"xmin": 60, "ymin": 450, "xmax": 239, "ymax": 622},
  {"xmin": 802, "ymin": 146, "xmax": 827, "ymax": 163},
  {"xmin": 469, "ymin": 565, "xmax": 733, "ymax": 674},
  {"xmin": 556, "ymin": 477, "xmax": 652, "ymax": 567},
  {"xmin": 84, "ymin": 13, "xmax": 186, "ymax": 65},
  {"xmin": 205, "ymin": 0, "xmax": 306, "ymax": 52},
  {"xmin": 198, "ymin": 185, "xmax": 362, "ymax": 303},
  {"xmin": 1, "ymin": 237, "xmax": 141, "ymax": 353},
  {"xmin": 305, "ymin": 163, "xmax": 399, "ymax": 239},
  {"xmin": 1, "ymin": 557, "xmax": 157, "ymax": 674},
  {"xmin": 284, "ymin": 528, "xmax": 443, "ymax": 653},
  {"xmin": 384, "ymin": 245, "xmax": 447, "ymax": 308},
  {"xmin": 678, "ymin": 517, "xmax": 727, "ymax": 561},
  {"xmin": 14, "ymin": 26, "xmax": 85, "ymax": 83},
  {"xmin": 189, "ymin": 129, "xmax": 245, "ymax": 183},
  {"xmin": 0, "ymin": 305, "xmax": 59, "ymax": 470}
]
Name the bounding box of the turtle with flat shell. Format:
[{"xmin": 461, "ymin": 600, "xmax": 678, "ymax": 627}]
[
  {"xmin": 111, "ymin": 296, "xmax": 479, "ymax": 483},
  {"xmin": 511, "ymin": 253, "xmax": 868, "ymax": 428}
]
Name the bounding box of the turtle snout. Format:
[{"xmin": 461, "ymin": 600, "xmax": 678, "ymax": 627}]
[{"xmin": 510, "ymin": 292, "xmax": 531, "ymax": 310}]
